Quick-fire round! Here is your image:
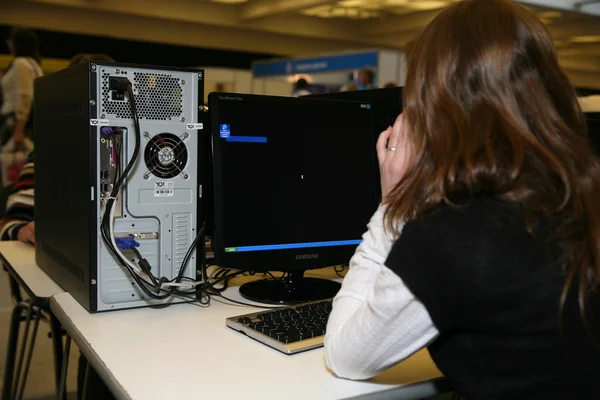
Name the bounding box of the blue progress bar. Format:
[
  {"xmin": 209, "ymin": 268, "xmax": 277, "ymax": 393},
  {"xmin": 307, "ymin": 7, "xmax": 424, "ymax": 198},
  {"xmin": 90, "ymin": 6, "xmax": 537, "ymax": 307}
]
[
  {"xmin": 226, "ymin": 136, "xmax": 267, "ymax": 143},
  {"xmin": 225, "ymin": 239, "xmax": 361, "ymax": 253}
]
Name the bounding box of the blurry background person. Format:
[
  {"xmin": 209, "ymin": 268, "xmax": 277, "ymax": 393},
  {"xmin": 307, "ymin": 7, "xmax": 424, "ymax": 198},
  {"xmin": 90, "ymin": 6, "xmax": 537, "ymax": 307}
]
[
  {"xmin": 357, "ymin": 68, "xmax": 375, "ymax": 90},
  {"xmin": 340, "ymin": 81, "xmax": 358, "ymax": 92},
  {"xmin": 0, "ymin": 28, "xmax": 43, "ymax": 144},
  {"xmin": 293, "ymin": 78, "xmax": 311, "ymax": 97}
]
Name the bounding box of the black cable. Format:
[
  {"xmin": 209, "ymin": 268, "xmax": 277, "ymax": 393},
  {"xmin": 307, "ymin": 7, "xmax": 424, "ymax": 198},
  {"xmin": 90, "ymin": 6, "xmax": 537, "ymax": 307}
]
[
  {"xmin": 129, "ymin": 246, "xmax": 161, "ymax": 289},
  {"xmin": 100, "ymin": 83, "xmax": 172, "ymax": 300},
  {"xmin": 212, "ymin": 292, "xmax": 284, "ymax": 309},
  {"xmin": 334, "ymin": 265, "xmax": 347, "ymax": 278},
  {"xmin": 265, "ymin": 271, "xmax": 287, "ymax": 281},
  {"xmin": 99, "ymin": 82, "xmax": 200, "ymax": 300}
]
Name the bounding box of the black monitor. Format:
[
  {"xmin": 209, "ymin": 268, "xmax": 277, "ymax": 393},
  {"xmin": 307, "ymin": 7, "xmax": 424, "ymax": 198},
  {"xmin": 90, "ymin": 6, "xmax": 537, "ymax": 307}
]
[
  {"xmin": 309, "ymin": 87, "xmax": 403, "ymax": 203},
  {"xmin": 209, "ymin": 93, "xmax": 378, "ymax": 304},
  {"xmin": 309, "ymin": 87, "xmax": 403, "ymax": 139}
]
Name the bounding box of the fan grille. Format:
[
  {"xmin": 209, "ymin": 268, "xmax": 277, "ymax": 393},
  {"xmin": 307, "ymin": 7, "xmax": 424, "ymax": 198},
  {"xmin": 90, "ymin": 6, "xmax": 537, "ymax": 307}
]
[{"xmin": 144, "ymin": 133, "xmax": 188, "ymax": 179}]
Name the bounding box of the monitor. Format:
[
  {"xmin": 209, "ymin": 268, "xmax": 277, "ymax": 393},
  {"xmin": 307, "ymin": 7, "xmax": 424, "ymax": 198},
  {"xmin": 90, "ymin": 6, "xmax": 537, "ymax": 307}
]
[
  {"xmin": 309, "ymin": 87, "xmax": 403, "ymax": 138},
  {"xmin": 209, "ymin": 93, "xmax": 378, "ymax": 304},
  {"xmin": 309, "ymin": 87, "xmax": 403, "ymax": 203}
]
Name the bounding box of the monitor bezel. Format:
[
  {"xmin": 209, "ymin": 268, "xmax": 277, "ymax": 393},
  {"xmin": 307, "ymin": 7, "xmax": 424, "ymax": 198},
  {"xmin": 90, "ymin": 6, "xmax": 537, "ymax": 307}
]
[{"xmin": 209, "ymin": 92, "xmax": 378, "ymax": 273}]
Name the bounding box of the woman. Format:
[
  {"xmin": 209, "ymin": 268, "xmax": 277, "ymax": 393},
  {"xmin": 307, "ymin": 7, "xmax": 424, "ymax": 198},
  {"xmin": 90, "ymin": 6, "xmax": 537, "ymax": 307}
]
[
  {"xmin": 324, "ymin": 0, "xmax": 600, "ymax": 398},
  {"xmin": 0, "ymin": 28, "xmax": 43, "ymax": 144}
]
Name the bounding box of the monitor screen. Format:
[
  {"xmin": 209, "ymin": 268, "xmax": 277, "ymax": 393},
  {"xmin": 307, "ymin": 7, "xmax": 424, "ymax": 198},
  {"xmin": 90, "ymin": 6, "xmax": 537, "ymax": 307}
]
[
  {"xmin": 309, "ymin": 87, "xmax": 403, "ymax": 137},
  {"xmin": 209, "ymin": 93, "xmax": 378, "ymax": 273},
  {"xmin": 309, "ymin": 87, "xmax": 403, "ymax": 204}
]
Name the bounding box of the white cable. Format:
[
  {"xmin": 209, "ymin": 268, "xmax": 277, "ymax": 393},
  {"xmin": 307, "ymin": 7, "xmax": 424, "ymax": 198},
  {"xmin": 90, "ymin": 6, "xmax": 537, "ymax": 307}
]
[{"xmin": 163, "ymin": 281, "xmax": 204, "ymax": 288}]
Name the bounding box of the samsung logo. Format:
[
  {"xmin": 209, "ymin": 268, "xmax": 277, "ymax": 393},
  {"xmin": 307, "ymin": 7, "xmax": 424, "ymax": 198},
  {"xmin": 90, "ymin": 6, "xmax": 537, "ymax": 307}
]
[{"xmin": 296, "ymin": 254, "xmax": 319, "ymax": 260}]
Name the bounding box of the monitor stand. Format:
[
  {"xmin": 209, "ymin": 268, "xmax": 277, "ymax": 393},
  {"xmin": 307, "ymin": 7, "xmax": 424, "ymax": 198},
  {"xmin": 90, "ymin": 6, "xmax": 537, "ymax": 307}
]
[{"xmin": 238, "ymin": 270, "xmax": 341, "ymax": 305}]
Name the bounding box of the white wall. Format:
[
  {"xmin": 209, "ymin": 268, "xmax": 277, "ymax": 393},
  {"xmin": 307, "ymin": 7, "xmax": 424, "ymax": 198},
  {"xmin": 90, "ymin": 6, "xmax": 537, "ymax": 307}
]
[
  {"xmin": 202, "ymin": 67, "xmax": 292, "ymax": 99},
  {"xmin": 377, "ymin": 50, "xmax": 406, "ymax": 87}
]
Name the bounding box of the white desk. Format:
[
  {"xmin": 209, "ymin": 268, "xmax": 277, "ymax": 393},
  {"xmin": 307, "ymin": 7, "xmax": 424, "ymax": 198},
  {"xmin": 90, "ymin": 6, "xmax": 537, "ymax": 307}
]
[
  {"xmin": 50, "ymin": 270, "xmax": 445, "ymax": 400},
  {"xmin": 0, "ymin": 241, "xmax": 64, "ymax": 306}
]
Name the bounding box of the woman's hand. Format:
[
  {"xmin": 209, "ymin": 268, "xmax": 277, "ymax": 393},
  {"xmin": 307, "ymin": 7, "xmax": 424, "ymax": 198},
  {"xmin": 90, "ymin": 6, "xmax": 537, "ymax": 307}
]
[
  {"xmin": 12, "ymin": 129, "xmax": 26, "ymax": 144},
  {"xmin": 17, "ymin": 221, "xmax": 35, "ymax": 244},
  {"xmin": 376, "ymin": 113, "xmax": 411, "ymax": 200},
  {"xmin": 12, "ymin": 119, "xmax": 27, "ymax": 144}
]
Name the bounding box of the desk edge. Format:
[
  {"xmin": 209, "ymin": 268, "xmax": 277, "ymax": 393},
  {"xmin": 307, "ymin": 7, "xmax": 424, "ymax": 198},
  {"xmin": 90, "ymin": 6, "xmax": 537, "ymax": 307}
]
[
  {"xmin": 1, "ymin": 252, "xmax": 49, "ymax": 309},
  {"xmin": 50, "ymin": 294, "xmax": 132, "ymax": 400}
]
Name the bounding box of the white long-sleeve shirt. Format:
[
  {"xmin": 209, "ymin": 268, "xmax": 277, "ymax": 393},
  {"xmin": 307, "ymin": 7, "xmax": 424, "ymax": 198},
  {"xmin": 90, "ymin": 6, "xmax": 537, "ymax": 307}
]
[
  {"xmin": 324, "ymin": 205, "xmax": 439, "ymax": 380},
  {"xmin": 0, "ymin": 57, "xmax": 43, "ymax": 121}
]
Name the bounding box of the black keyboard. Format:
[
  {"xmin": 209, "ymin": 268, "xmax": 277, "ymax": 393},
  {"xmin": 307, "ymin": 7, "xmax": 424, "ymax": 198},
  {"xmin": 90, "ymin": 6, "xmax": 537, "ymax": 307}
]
[{"xmin": 225, "ymin": 299, "xmax": 333, "ymax": 354}]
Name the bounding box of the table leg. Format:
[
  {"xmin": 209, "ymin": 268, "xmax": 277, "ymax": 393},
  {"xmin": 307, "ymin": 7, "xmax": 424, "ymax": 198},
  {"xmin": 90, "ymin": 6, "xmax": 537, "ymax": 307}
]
[
  {"xmin": 57, "ymin": 334, "xmax": 72, "ymax": 400},
  {"xmin": 81, "ymin": 360, "xmax": 90, "ymax": 400},
  {"xmin": 11, "ymin": 302, "xmax": 35, "ymax": 400},
  {"xmin": 49, "ymin": 313, "xmax": 65, "ymax": 400},
  {"xmin": 1, "ymin": 303, "xmax": 27, "ymax": 400},
  {"xmin": 14, "ymin": 307, "xmax": 41, "ymax": 400},
  {"xmin": 7, "ymin": 274, "xmax": 22, "ymax": 305}
]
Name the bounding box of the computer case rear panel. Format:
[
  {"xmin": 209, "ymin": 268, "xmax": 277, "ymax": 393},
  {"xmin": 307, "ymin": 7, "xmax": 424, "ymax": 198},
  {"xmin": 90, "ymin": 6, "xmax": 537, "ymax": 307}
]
[{"xmin": 35, "ymin": 62, "xmax": 205, "ymax": 312}]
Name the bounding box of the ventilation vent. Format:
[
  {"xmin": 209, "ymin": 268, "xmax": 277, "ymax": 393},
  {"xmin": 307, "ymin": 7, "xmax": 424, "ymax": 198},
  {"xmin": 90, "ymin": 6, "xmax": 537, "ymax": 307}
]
[
  {"xmin": 101, "ymin": 72, "xmax": 183, "ymax": 120},
  {"xmin": 173, "ymin": 214, "xmax": 190, "ymax": 274}
]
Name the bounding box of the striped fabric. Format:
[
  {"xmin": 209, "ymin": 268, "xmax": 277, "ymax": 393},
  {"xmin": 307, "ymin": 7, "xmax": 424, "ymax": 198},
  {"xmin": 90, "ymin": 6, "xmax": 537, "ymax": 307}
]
[{"xmin": 0, "ymin": 151, "xmax": 34, "ymax": 240}]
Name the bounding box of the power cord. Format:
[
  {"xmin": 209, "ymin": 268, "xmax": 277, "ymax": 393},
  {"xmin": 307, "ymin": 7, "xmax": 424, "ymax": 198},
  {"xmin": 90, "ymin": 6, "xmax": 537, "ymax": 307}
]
[{"xmin": 334, "ymin": 265, "xmax": 348, "ymax": 278}]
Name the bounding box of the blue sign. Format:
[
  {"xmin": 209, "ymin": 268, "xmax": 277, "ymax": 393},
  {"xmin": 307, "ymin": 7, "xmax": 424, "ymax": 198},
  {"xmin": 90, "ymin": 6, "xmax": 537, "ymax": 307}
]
[
  {"xmin": 219, "ymin": 124, "xmax": 230, "ymax": 138},
  {"xmin": 252, "ymin": 51, "xmax": 379, "ymax": 77}
]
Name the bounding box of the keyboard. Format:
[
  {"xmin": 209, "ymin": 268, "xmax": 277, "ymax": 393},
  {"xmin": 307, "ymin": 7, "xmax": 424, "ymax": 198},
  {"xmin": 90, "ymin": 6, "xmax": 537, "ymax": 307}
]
[{"xmin": 226, "ymin": 299, "xmax": 333, "ymax": 355}]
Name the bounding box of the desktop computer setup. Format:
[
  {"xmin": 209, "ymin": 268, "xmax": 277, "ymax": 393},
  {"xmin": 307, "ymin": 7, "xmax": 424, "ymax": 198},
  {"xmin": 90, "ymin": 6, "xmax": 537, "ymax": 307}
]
[{"xmin": 34, "ymin": 63, "xmax": 401, "ymax": 352}]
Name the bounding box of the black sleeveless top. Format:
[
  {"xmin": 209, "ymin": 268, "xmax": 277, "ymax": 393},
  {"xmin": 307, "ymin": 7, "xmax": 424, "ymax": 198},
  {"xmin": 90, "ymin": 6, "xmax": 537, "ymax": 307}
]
[{"xmin": 385, "ymin": 198, "xmax": 600, "ymax": 400}]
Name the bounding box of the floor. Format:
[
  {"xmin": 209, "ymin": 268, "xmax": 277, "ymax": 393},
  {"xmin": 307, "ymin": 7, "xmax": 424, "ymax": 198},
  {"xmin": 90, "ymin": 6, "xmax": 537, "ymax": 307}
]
[{"xmin": 0, "ymin": 267, "xmax": 80, "ymax": 400}]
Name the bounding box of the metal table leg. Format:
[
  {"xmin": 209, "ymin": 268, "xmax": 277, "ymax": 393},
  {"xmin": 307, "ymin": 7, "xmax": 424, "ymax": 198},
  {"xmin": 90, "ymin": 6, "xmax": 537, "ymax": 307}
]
[
  {"xmin": 49, "ymin": 313, "xmax": 65, "ymax": 400},
  {"xmin": 57, "ymin": 334, "xmax": 72, "ymax": 400},
  {"xmin": 13, "ymin": 306, "xmax": 41, "ymax": 400},
  {"xmin": 1, "ymin": 303, "xmax": 27, "ymax": 400},
  {"xmin": 81, "ymin": 361, "xmax": 90, "ymax": 400}
]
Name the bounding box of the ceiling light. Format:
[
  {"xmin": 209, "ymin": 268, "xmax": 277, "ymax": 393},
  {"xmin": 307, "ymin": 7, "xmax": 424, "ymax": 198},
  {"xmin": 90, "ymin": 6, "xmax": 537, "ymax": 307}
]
[
  {"xmin": 338, "ymin": 0, "xmax": 371, "ymax": 6},
  {"xmin": 570, "ymin": 35, "xmax": 600, "ymax": 43},
  {"xmin": 211, "ymin": 0, "xmax": 248, "ymax": 4},
  {"xmin": 385, "ymin": 0, "xmax": 411, "ymax": 5},
  {"xmin": 537, "ymin": 11, "xmax": 562, "ymax": 19},
  {"xmin": 404, "ymin": 1, "xmax": 450, "ymax": 10}
]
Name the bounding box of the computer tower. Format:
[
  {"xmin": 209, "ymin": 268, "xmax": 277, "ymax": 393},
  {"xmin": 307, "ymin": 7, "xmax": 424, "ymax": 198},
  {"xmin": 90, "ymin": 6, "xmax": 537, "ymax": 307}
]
[{"xmin": 34, "ymin": 62, "xmax": 205, "ymax": 312}]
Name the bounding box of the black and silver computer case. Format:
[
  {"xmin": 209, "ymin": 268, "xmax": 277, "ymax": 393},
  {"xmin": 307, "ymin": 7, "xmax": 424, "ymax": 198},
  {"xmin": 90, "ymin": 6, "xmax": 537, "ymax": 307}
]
[{"xmin": 34, "ymin": 62, "xmax": 205, "ymax": 312}]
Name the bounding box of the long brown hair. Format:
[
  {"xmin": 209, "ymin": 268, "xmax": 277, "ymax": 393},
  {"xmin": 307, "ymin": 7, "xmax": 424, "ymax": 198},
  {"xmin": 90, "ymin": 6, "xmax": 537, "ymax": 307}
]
[{"xmin": 386, "ymin": 0, "xmax": 600, "ymax": 323}]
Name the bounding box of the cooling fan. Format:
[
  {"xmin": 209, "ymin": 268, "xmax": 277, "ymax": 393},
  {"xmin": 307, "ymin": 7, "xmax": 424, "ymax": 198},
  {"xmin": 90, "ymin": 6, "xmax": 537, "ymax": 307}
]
[{"xmin": 143, "ymin": 132, "xmax": 189, "ymax": 179}]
